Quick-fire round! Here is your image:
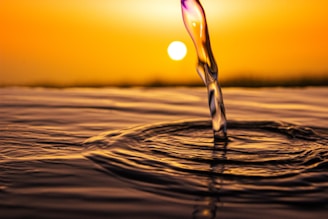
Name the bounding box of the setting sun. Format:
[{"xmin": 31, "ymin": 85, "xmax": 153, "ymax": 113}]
[
  {"xmin": 167, "ymin": 41, "xmax": 187, "ymax": 61},
  {"xmin": 0, "ymin": 0, "xmax": 327, "ymax": 86}
]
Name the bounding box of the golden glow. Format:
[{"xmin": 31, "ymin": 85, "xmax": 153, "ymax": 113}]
[
  {"xmin": 167, "ymin": 41, "xmax": 187, "ymax": 61},
  {"xmin": 0, "ymin": 0, "xmax": 327, "ymax": 86}
]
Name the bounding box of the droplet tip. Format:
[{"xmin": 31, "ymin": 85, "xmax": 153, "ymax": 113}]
[{"xmin": 213, "ymin": 130, "xmax": 228, "ymax": 142}]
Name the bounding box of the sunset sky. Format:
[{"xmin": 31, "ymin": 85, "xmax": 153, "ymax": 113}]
[{"xmin": 1, "ymin": 0, "xmax": 328, "ymax": 86}]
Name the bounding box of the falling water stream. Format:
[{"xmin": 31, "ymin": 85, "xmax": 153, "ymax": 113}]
[{"xmin": 181, "ymin": 0, "xmax": 227, "ymax": 139}]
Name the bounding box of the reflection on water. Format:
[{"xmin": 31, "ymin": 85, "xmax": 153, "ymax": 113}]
[
  {"xmin": 0, "ymin": 87, "xmax": 327, "ymax": 219},
  {"xmin": 84, "ymin": 119, "xmax": 328, "ymax": 218},
  {"xmin": 193, "ymin": 141, "xmax": 227, "ymax": 219}
]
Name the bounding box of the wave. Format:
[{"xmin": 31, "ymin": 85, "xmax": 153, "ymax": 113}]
[{"xmin": 83, "ymin": 120, "xmax": 328, "ymax": 209}]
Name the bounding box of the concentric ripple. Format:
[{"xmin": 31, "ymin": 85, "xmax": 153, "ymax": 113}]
[{"xmin": 83, "ymin": 120, "xmax": 328, "ymax": 209}]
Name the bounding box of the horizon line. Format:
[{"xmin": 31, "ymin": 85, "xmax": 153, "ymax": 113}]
[{"xmin": 1, "ymin": 76, "xmax": 327, "ymax": 89}]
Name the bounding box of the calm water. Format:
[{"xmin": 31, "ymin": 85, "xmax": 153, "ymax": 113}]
[{"xmin": 0, "ymin": 87, "xmax": 327, "ymax": 219}]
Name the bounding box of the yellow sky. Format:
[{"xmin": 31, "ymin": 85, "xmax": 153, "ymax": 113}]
[{"xmin": 1, "ymin": 0, "xmax": 327, "ymax": 86}]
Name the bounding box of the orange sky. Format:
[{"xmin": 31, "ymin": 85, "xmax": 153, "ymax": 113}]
[{"xmin": 1, "ymin": 0, "xmax": 328, "ymax": 86}]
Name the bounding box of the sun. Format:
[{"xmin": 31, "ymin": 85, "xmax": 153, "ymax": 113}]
[{"xmin": 167, "ymin": 41, "xmax": 187, "ymax": 61}]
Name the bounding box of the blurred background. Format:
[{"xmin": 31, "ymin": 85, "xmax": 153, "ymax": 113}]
[{"xmin": 1, "ymin": 0, "xmax": 328, "ymax": 87}]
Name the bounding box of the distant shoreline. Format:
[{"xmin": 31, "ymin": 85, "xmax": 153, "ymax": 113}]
[{"xmin": 1, "ymin": 76, "xmax": 327, "ymax": 88}]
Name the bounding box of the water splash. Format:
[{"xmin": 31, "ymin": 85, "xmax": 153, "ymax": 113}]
[
  {"xmin": 181, "ymin": 0, "xmax": 227, "ymax": 139},
  {"xmin": 84, "ymin": 119, "xmax": 328, "ymax": 215}
]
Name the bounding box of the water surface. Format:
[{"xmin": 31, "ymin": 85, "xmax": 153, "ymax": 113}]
[{"xmin": 0, "ymin": 87, "xmax": 327, "ymax": 219}]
